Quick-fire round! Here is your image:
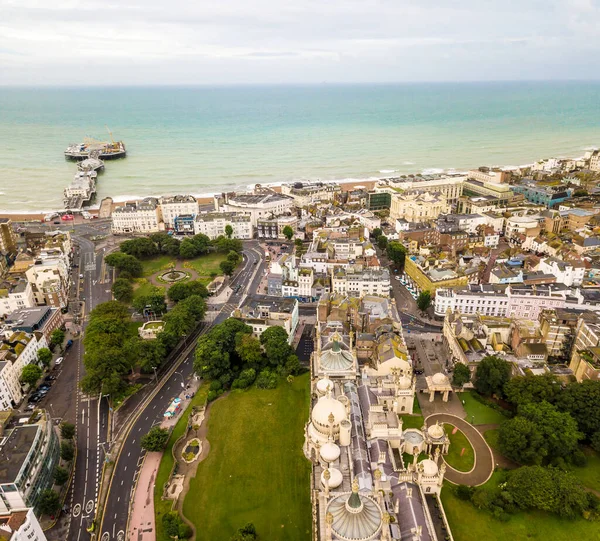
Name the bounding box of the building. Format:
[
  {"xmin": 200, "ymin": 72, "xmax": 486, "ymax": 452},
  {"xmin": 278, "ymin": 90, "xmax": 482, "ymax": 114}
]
[
  {"xmin": 280, "ymin": 181, "xmax": 341, "ymax": 206},
  {"xmin": 0, "ymin": 413, "xmax": 60, "ymax": 513},
  {"xmin": 159, "ymin": 195, "xmax": 198, "ymax": 229},
  {"xmin": 512, "ymin": 182, "xmax": 571, "ymax": 208},
  {"xmin": 233, "ymin": 295, "xmax": 299, "ymax": 343},
  {"xmin": 389, "ymin": 191, "xmax": 450, "ymax": 223},
  {"xmin": 0, "ymin": 220, "xmax": 17, "ymax": 256},
  {"xmin": 468, "ymin": 169, "xmax": 509, "ymax": 184},
  {"xmin": 569, "ymin": 314, "xmax": 600, "ymax": 381},
  {"xmin": 25, "ymin": 259, "xmax": 70, "ymax": 309},
  {"xmin": 404, "ymin": 255, "xmax": 468, "ymax": 295},
  {"xmin": 111, "ymin": 198, "xmax": 162, "ymax": 234},
  {"xmin": 256, "ymin": 215, "xmax": 298, "ymax": 239},
  {"xmin": 3, "ymin": 308, "xmax": 63, "ymax": 344},
  {"xmin": 331, "ymin": 268, "xmax": 391, "ymax": 297},
  {"xmin": 375, "ymin": 175, "xmax": 465, "ymax": 205},
  {"xmin": 214, "ymin": 191, "xmax": 295, "ymax": 227},
  {"xmin": 537, "ymin": 257, "xmax": 585, "ymax": 287},
  {"xmin": 589, "ymin": 150, "xmax": 600, "ymax": 172},
  {"xmin": 193, "ymin": 212, "xmax": 253, "ymax": 240},
  {"xmin": 305, "ymin": 320, "xmax": 451, "ymax": 540},
  {"xmin": 505, "ymin": 214, "xmax": 541, "ymax": 239},
  {"xmin": 173, "ymin": 214, "xmax": 195, "ymax": 235},
  {"xmin": 0, "ymin": 508, "xmax": 46, "ymax": 541},
  {"xmin": 539, "ymin": 308, "xmax": 583, "ymax": 360},
  {"xmin": 366, "ymin": 191, "xmax": 392, "ymax": 211},
  {"xmin": 0, "ymin": 282, "xmax": 35, "ymax": 319}
]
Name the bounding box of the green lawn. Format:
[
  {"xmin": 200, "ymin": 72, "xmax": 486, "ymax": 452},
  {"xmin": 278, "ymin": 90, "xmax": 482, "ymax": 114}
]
[
  {"xmin": 460, "ymin": 391, "xmax": 506, "ymax": 425},
  {"xmin": 183, "ymin": 374, "xmax": 311, "ymax": 541},
  {"xmin": 403, "ymin": 451, "xmax": 428, "ymax": 467},
  {"xmin": 484, "ymin": 428, "xmax": 500, "ymax": 452},
  {"xmin": 182, "ymin": 253, "xmax": 228, "ymax": 276},
  {"xmin": 441, "ymin": 474, "xmax": 600, "ymax": 541},
  {"xmin": 141, "ymin": 255, "xmax": 175, "ymax": 277},
  {"xmin": 155, "ymin": 384, "xmax": 210, "ymax": 541},
  {"xmin": 444, "ymin": 424, "xmax": 475, "ymax": 472},
  {"xmin": 568, "ymin": 447, "xmax": 600, "ymax": 493},
  {"xmin": 412, "ymin": 395, "xmax": 422, "ymax": 415},
  {"xmin": 126, "ymin": 321, "xmax": 143, "ymax": 338},
  {"xmin": 132, "ymin": 279, "xmax": 164, "ymax": 304},
  {"xmin": 400, "ymin": 414, "xmax": 424, "ymax": 430}
]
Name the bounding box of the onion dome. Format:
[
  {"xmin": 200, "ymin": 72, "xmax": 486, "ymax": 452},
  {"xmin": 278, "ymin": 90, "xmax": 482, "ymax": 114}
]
[
  {"xmin": 427, "ymin": 421, "xmax": 445, "ymax": 440},
  {"xmin": 420, "ymin": 458, "xmax": 439, "ymax": 476},
  {"xmin": 321, "ymin": 468, "xmax": 344, "ymax": 489},
  {"xmin": 317, "ymin": 378, "xmax": 334, "ymax": 395},
  {"xmin": 311, "ymin": 393, "xmax": 347, "ymax": 434},
  {"xmin": 321, "ymin": 441, "xmax": 341, "ymax": 463}
]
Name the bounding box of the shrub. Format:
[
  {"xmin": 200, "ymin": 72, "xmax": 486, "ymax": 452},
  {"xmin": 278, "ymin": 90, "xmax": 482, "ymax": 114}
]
[
  {"xmin": 572, "ymin": 449, "xmax": 588, "ymax": 467},
  {"xmin": 455, "ymin": 484, "xmax": 474, "ymax": 501},
  {"xmin": 255, "ymin": 369, "xmax": 278, "ymax": 389}
]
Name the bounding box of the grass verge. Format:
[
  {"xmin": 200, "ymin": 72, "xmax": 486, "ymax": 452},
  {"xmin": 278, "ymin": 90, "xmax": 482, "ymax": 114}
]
[
  {"xmin": 460, "ymin": 391, "xmax": 506, "ymax": 425},
  {"xmin": 444, "ymin": 424, "xmax": 475, "ymax": 472}
]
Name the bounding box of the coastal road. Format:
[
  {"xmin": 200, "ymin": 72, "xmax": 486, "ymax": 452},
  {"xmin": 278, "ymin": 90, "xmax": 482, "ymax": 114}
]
[{"xmin": 99, "ymin": 242, "xmax": 264, "ymax": 541}]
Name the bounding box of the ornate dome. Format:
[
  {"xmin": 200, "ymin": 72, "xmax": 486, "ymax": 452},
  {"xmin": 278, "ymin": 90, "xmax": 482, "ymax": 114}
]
[
  {"xmin": 316, "ymin": 378, "xmax": 334, "ymax": 395},
  {"xmin": 397, "ymin": 375, "xmax": 412, "ymax": 390},
  {"xmin": 420, "ymin": 458, "xmax": 439, "ymax": 476},
  {"xmin": 321, "ymin": 468, "xmax": 343, "ymax": 489},
  {"xmin": 326, "ymin": 479, "xmax": 383, "ymax": 541},
  {"xmin": 311, "ymin": 394, "xmax": 347, "ymax": 432},
  {"xmin": 321, "ymin": 441, "xmax": 341, "ymax": 463},
  {"xmin": 320, "ymin": 339, "xmax": 355, "ymax": 372},
  {"xmin": 427, "ymin": 422, "xmax": 445, "ymax": 440},
  {"xmin": 432, "ymin": 372, "xmax": 449, "ymax": 385}
]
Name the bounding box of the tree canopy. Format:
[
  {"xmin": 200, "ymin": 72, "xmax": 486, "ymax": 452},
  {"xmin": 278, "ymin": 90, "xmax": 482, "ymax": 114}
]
[
  {"xmin": 416, "ymin": 291, "xmax": 432, "ymax": 312},
  {"xmin": 132, "ymin": 289, "xmax": 167, "ymax": 316},
  {"xmin": 120, "ymin": 237, "xmax": 159, "ymax": 259},
  {"xmin": 555, "ymin": 380, "xmax": 600, "ymax": 439},
  {"xmin": 50, "ymin": 329, "xmax": 65, "ymax": 349},
  {"xmin": 386, "ymin": 241, "xmax": 407, "ymax": 267},
  {"xmin": 225, "ymin": 224, "xmax": 234, "ymax": 238},
  {"xmin": 38, "ymin": 489, "xmax": 61, "ymax": 516},
  {"xmin": 167, "ymin": 280, "xmax": 209, "ymax": 303},
  {"xmin": 504, "ymin": 373, "xmax": 561, "ymax": 406},
  {"xmin": 37, "ymin": 347, "xmax": 52, "ymax": 367},
  {"xmin": 105, "ymin": 252, "xmax": 143, "ymax": 277},
  {"xmin": 140, "ymin": 426, "xmax": 170, "ymax": 451},
  {"xmin": 474, "ymin": 355, "xmax": 512, "ymax": 397},
  {"xmin": 452, "ymin": 363, "xmax": 471, "ymax": 387},
  {"xmin": 112, "ymin": 277, "xmax": 134, "ymax": 303},
  {"xmin": 21, "ymin": 364, "xmax": 42, "ymax": 387},
  {"xmin": 282, "ymin": 225, "xmax": 294, "ymax": 240}
]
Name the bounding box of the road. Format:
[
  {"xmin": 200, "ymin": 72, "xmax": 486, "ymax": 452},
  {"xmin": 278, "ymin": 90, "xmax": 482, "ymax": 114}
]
[{"xmin": 99, "ymin": 241, "xmax": 264, "ymax": 541}]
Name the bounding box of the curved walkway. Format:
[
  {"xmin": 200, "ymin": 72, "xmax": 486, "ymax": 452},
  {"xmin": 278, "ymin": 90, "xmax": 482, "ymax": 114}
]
[
  {"xmin": 426, "ymin": 413, "xmax": 494, "ymax": 487},
  {"xmin": 147, "ymin": 261, "xmax": 201, "ymax": 288}
]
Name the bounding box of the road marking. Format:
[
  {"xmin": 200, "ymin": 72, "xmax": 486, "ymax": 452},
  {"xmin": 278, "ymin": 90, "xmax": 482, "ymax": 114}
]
[
  {"xmin": 85, "ymin": 500, "xmax": 94, "ymax": 514},
  {"xmin": 101, "ymin": 533, "xmax": 110, "ymax": 541},
  {"xmin": 117, "ymin": 531, "xmax": 124, "ymax": 541},
  {"xmin": 72, "ymin": 503, "xmax": 81, "ymax": 517}
]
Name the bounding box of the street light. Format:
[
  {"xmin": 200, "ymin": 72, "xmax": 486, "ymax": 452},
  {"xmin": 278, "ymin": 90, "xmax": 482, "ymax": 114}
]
[
  {"xmin": 152, "ymin": 366, "xmax": 158, "ymax": 383},
  {"xmin": 174, "ymin": 371, "xmax": 185, "ymax": 389}
]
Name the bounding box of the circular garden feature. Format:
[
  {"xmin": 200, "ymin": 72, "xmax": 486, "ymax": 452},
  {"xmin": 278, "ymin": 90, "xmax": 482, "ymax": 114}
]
[{"xmin": 443, "ymin": 424, "xmax": 475, "ymax": 472}]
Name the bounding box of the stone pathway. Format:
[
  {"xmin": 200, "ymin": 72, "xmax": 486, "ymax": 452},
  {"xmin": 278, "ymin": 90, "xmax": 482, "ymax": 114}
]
[{"xmin": 426, "ymin": 413, "xmax": 495, "ymax": 487}]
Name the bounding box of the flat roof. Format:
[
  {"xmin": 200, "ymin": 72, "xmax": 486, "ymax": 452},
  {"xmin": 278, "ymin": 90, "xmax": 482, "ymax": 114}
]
[{"xmin": 0, "ymin": 425, "xmax": 39, "ymax": 484}]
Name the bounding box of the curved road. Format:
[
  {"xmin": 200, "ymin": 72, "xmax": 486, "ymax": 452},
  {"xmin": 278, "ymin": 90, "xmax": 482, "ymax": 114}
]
[
  {"xmin": 99, "ymin": 241, "xmax": 265, "ymax": 541},
  {"xmin": 425, "ymin": 413, "xmax": 494, "ymax": 487}
]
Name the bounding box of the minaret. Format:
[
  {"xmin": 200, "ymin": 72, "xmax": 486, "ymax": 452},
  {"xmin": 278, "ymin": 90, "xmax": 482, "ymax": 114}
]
[
  {"xmin": 374, "ymin": 468, "xmax": 382, "ymax": 504},
  {"xmin": 323, "ymin": 468, "xmax": 331, "ymax": 498},
  {"xmin": 382, "ymin": 513, "xmax": 391, "ymax": 541},
  {"xmin": 438, "ymin": 463, "xmax": 446, "ymax": 487},
  {"xmin": 328, "ymin": 412, "xmax": 335, "ymax": 440},
  {"xmin": 434, "ymin": 446, "xmax": 441, "ymax": 465},
  {"xmin": 412, "ymin": 446, "xmax": 419, "ymax": 468},
  {"xmin": 346, "ymin": 477, "xmax": 363, "ymax": 513},
  {"xmin": 325, "ymin": 512, "xmax": 334, "ymax": 541}
]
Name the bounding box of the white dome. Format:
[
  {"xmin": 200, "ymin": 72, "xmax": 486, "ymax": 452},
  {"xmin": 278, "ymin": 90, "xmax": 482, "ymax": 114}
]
[
  {"xmin": 321, "ymin": 468, "xmax": 343, "ymax": 489},
  {"xmin": 428, "ymin": 423, "xmax": 445, "ymax": 440},
  {"xmin": 432, "ymin": 372, "xmax": 449, "ymax": 385},
  {"xmin": 320, "ymin": 441, "xmax": 341, "ymax": 463},
  {"xmin": 316, "ymin": 378, "xmax": 334, "ymax": 395},
  {"xmin": 312, "ymin": 395, "xmax": 347, "ymax": 431},
  {"xmin": 398, "ymin": 375, "xmax": 412, "ymax": 389},
  {"xmin": 420, "ymin": 459, "xmax": 439, "ymax": 476}
]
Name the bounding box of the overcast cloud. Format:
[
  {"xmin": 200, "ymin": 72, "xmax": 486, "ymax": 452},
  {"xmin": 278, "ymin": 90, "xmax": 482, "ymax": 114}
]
[{"xmin": 1, "ymin": 0, "xmax": 599, "ymax": 85}]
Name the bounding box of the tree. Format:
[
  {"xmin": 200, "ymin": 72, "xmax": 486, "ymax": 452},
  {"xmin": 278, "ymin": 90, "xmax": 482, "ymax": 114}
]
[
  {"xmin": 60, "ymin": 422, "xmax": 76, "ymax": 440},
  {"xmin": 452, "ymin": 363, "xmax": 471, "ymax": 387},
  {"xmin": 163, "ymin": 512, "xmax": 192, "ymax": 539},
  {"xmin": 386, "ymin": 241, "xmax": 407, "ymax": 268},
  {"xmin": 282, "ymin": 225, "xmax": 294, "ymax": 240},
  {"xmin": 21, "ymin": 364, "xmax": 42, "ymax": 387},
  {"xmin": 50, "ymin": 329, "xmax": 65, "ymax": 349},
  {"xmin": 416, "ymin": 291, "xmax": 432, "ymax": 312},
  {"xmin": 37, "ymin": 347, "xmax": 52, "ymax": 367},
  {"xmin": 38, "ymin": 489, "xmax": 61, "ymax": 516},
  {"xmin": 60, "ymin": 440, "xmax": 75, "ymax": 462},
  {"xmin": 377, "ymin": 235, "xmax": 388, "ymax": 250},
  {"xmin": 112, "ymin": 277, "xmax": 134, "ymax": 303},
  {"xmin": 167, "ymin": 280, "xmax": 209, "ymax": 302},
  {"xmin": 260, "ymin": 326, "xmax": 294, "ymax": 367},
  {"xmin": 371, "ymin": 227, "xmax": 382, "ymax": 239},
  {"xmin": 220, "ymin": 260, "xmax": 235, "ymax": 276},
  {"xmin": 120, "ymin": 237, "xmax": 159, "ymax": 259},
  {"xmin": 235, "ymin": 334, "xmax": 265, "ymax": 371},
  {"xmin": 504, "ymin": 373, "xmax": 560, "ymax": 407},
  {"xmin": 499, "ymin": 416, "xmax": 546, "ymax": 465},
  {"xmin": 591, "ymin": 431, "xmax": 600, "ymax": 453},
  {"xmin": 140, "ymin": 426, "xmax": 169, "ymax": 452},
  {"xmin": 105, "ymin": 252, "xmax": 143, "ymax": 277},
  {"xmin": 474, "ymin": 355, "xmax": 512, "ymax": 397},
  {"xmin": 556, "ymin": 380, "xmax": 600, "ymax": 438},
  {"xmin": 213, "ymin": 235, "xmax": 242, "ymax": 254},
  {"xmin": 179, "ymin": 237, "xmax": 199, "ymax": 259},
  {"xmin": 53, "ymin": 466, "xmax": 69, "ymax": 486},
  {"xmin": 133, "ymin": 289, "xmax": 166, "ymax": 316},
  {"xmin": 225, "ymin": 224, "xmax": 234, "ymax": 238},
  {"xmin": 230, "ymin": 523, "xmax": 257, "ymax": 541}
]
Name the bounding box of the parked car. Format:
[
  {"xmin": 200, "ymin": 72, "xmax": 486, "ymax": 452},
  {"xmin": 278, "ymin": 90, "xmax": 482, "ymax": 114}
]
[
  {"xmin": 79, "ymin": 273, "xmax": 84, "ymax": 279},
  {"xmin": 38, "ymin": 384, "xmax": 51, "ymax": 391},
  {"xmin": 28, "ymin": 394, "xmax": 42, "ymax": 403},
  {"xmin": 55, "ymin": 357, "xmax": 64, "ymax": 366},
  {"xmin": 26, "ymin": 403, "xmax": 36, "ymax": 411},
  {"xmin": 44, "ymin": 375, "xmax": 57, "ymax": 382}
]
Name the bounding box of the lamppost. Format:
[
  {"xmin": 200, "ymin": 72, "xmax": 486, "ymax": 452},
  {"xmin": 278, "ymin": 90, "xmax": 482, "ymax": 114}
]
[
  {"xmin": 174, "ymin": 371, "xmax": 185, "ymax": 389},
  {"xmin": 152, "ymin": 366, "xmax": 158, "ymax": 383}
]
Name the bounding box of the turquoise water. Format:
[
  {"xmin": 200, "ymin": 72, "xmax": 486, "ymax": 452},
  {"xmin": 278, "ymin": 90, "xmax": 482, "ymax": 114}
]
[{"xmin": 0, "ymin": 82, "xmax": 599, "ymax": 212}]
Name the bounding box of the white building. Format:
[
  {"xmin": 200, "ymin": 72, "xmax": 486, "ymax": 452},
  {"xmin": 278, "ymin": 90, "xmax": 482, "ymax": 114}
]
[
  {"xmin": 193, "ymin": 212, "xmax": 253, "ymax": 240},
  {"xmin": 467, "ymin": 169, "xmax": 509, "ymax": 184},
  {"xmin": 25, "ymin": 259, "xmax": 70, "ymax": 309},
  {"xmin": 111, "ymin": 198, "xmax": 162, "ymax": 234},
  {"xmin": 537, "ymin": 257, "xmax": 585, "ymax": 287},
  {"xmin": 0, "ymin": 282, "xmax": 35, "ymax": 319},
  {"xmin": 215, "ymin": 191, "xmax": 295, "ymax": 227},
  {"xmin": 590, "ymin": 150, "xmax": 600, "ymax": 172},
  {"xmin": 505, "ymin": 214, "xmax": 541, "ymax": 239},
  {"xmin": 331, "ymin": 268, "xmax": 390, "ymax": 297},
  {"xmin": 0, "ymin": 509, "xmax": 47, "ymax": 541},
  {"xmin": 159, "ymin": 195, "xmax": 199, "ymax": 229},
  {"xmin": 375, "ymin": 175, "xmax": 465, "ymax": 205},
  {"xmin": 234, "ymin": 296, "xmax": 299, "ymax": 343},
  {"xmin": 280, "ymin": 181, "xmax": 341, "ymax": 207}
]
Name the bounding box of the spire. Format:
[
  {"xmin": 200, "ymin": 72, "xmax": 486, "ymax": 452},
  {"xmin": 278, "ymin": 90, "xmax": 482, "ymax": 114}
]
[
  {"xmin": 332, "ymin": 340, "xmax": 341, "ymax": 353},
  {"xmin": 347, "ymin": 477, "xmax": 362, "ymax": 510}
]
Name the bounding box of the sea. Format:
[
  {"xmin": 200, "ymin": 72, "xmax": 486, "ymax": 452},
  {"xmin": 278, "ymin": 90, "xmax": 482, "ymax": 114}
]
[{"xmin": 0, "ymin": 82, "xmax": 599, "ymax": 213}]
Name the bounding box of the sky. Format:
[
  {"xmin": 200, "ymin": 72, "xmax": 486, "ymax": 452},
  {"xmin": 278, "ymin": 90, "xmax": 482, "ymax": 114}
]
[{"xmin": 1, "ymin": 0, "xmax": 599, "ymax": 85}]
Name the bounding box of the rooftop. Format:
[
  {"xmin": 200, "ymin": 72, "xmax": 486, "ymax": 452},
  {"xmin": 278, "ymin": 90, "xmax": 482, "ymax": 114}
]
[{"xmin": 0, "ymin": 425, "xmax": 39, "ymax": 484}]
